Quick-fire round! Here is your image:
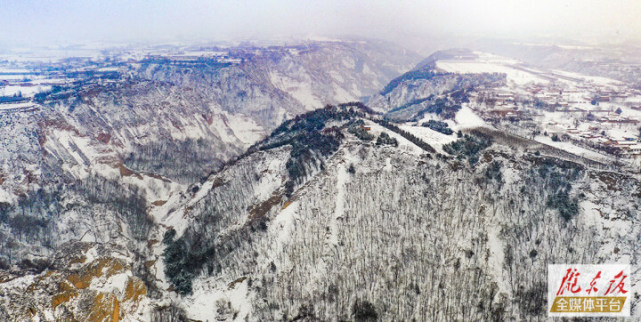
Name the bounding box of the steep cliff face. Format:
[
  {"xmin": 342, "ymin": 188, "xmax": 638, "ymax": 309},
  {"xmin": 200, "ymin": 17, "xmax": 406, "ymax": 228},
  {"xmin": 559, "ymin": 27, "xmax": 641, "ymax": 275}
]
[
  {"xmin": 0, "ymin": 41, "xmax": 418, "ymax": 267},
  {"xmin": 0, "ymin": 41, "xmax": 419, "ymax": 194}
]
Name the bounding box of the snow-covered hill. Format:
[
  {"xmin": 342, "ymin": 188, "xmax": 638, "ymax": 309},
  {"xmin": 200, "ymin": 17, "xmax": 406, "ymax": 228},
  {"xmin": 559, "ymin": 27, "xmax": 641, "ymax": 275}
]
[
  {"xmin": 3, "ymin": 104, "xmax": 638, "ymax": 320},
  {"xmin": 154, "ymin": 105, "xmax": 641, "ymax": 321},
  {"xmin": 2, "ymin": 45, "xmax": 640, "ymax": 321}
]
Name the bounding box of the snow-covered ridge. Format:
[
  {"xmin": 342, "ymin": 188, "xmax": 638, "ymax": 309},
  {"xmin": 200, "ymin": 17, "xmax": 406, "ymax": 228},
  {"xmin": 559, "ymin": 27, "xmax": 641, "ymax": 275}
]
[
  {"xmin": 149, "ymin": 108, "xmax": 641, "ymax": 320},
  {"xmin": 2, "ymin": 96, "xmax": 641, "ymax": 320}
]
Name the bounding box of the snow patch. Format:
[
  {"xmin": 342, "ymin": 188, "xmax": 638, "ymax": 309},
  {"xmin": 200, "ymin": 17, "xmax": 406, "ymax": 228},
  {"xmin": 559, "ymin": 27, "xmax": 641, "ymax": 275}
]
[
  {"xmin": 271, "ymin": 201, "xmax": 299, "ymax": 246},
  {"xmin": 486, "ymin": 224, "xmax": 510, "ymax": 296},
  {"xmin": 0, "ymin": 186, "xmax": 14, "ymax": 203},
  {"xmin": 253, "ymin": 158, "xmax": 286, "ymax": 201},
  {"xmin": 384, "ymin": 157, "xmax": 392, "ymax": 172},
  {"xmin": 186, "ymin": 278, "xmax": 252, "ymax": 321},
  {"xmin": 455, "ymin": 105, "xmax": 487, "ymax": 129},
  {"xmin": 399, "ymin": 124, "xmax": 458, "ymax": 153},
  {"xmin": 91, "ymin": 272, "xmax": 131, "ymax": 297},
  {"xmin": 366, "ymin": 121, "xmax": 424, "ymax": 156},
  {"xmin": 329, "ymin": 163, "xmax": 348, "ymax": 245},
  {"xmin": 534, "ymin": 135, "xmax": 612, "ymax": 163}
]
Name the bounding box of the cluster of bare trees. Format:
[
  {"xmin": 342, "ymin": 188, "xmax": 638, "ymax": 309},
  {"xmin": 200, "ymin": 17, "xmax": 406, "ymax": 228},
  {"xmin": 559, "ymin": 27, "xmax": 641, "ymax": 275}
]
[
  {"xmin": 168, "ymin": 131, "xmax": 641, "ymax": 320},
  {"xmin": 0, "ymin": 175, "xmax": 152, "ymax": 268}
]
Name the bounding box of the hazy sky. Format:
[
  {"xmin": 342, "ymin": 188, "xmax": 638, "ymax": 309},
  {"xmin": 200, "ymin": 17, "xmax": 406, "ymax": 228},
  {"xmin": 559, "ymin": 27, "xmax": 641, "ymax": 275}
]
[{"xmin": 1, "ymin": 0, "xmax": 640, "ymax": 48}]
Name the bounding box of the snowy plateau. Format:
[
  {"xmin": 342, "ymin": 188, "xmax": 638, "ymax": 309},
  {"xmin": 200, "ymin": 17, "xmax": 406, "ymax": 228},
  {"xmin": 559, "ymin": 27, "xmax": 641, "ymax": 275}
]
[{"xmin": 0, "ymin": 42, "xmax": 640, "ymax": 321}]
